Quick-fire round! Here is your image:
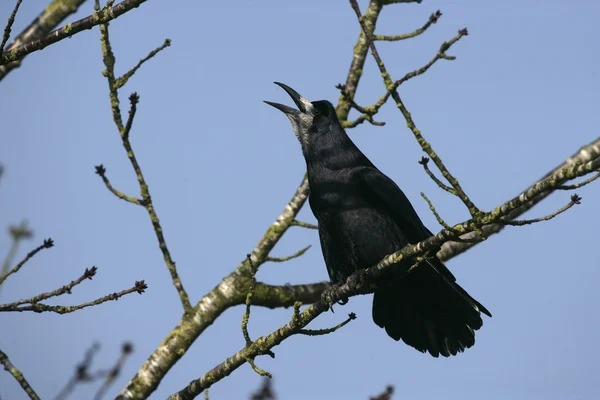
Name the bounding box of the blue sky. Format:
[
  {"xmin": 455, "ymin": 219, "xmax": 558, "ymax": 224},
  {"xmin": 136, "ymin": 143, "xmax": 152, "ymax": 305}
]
[{"xmin": 1, "ymin": 1, "xmax": 599, "ymax": 399}]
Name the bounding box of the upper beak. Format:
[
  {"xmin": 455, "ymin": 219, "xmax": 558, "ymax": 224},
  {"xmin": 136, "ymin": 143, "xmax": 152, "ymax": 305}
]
[{"xmin": 264, "ymin": 82, "xmax": 313, "ymax": 115}]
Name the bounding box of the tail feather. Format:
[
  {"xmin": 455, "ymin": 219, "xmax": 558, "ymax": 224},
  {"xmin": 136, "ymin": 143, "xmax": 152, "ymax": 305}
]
[{"xmin": 372, "ymin": 259, "xmax": 490, "ymax": 357}]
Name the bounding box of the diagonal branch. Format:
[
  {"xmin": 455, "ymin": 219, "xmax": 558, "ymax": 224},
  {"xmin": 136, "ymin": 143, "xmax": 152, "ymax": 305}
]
[
  {"xmin": 96, "ymin": 15, "xmax": 191, "ymax": 311},
  {"xmin": 0, "ymin": 238, "xmax": 53, "ymax": 286},
  {"xmin": 439, "ymin": 137, "xmax": 600, "ymax": 260},
  {"xmin": 350, "ymin": 0, "xmax": 480, "ymax": 219},
  {"xmin": 0, "ymin": 349, "xmax": 40, "ymax": 400},
  {"xmin": 502, "ymin": 194, "xmax": 581, "ymax": 226},
  {"xmin": 0, "ymin": 0, "xmax": 150, "ymax": 67},
  {"xmin": 1, "ymin": 0, "xmax": 23, "ymax": 51},
  {"xmin": 0, "ymin": 0, "xmax": 88, "ymax": 81}
]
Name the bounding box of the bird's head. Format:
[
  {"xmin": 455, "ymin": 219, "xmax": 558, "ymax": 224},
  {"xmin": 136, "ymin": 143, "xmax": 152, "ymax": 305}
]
[{"xmin": 264, "ymin": 82, "xmax": 338, "ymax": 150}]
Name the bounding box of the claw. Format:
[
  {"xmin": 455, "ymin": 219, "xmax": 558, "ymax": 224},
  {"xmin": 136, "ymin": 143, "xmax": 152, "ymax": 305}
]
[
  {"xmin": 320, "ymin": 286, "xmax": 338, "ymax": 313},
  {"xmin": 337, "ymin": 298, "xmax": 348, "ymax": 306}
]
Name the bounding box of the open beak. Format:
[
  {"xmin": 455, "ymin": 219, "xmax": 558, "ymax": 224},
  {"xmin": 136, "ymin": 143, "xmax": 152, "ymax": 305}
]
[{"xmin": 264, "ymin": 82, "xmax": 314, "ymax": 115}]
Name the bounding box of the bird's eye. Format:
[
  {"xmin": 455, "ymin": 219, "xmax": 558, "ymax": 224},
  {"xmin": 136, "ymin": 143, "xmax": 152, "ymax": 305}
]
[{"xmin": 312, "ymin": 108, "xmax": 321, "ymax": 116}]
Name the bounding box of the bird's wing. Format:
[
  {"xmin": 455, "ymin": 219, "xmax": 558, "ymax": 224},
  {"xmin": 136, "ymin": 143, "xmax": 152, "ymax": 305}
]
[
  {"xmin": 358, "ymin": 166, "xmax": 492, "ymax": 317},
  {"xmin": 356, "ymin": 166, "xmax": 434, "ymax": 243},
  {"xmin": 357, "ymin": 166, "xmax": 459, "ymax": 282}
]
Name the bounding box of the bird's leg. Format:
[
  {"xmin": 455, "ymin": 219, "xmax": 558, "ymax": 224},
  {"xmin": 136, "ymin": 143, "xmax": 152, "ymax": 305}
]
[
  {"xmin": 321, "ymin": 286, "xmax": 337, "ymax": 313},
  {"xmin": 320, "ymin": 283, "xmax": 346, "ymax": 313}
]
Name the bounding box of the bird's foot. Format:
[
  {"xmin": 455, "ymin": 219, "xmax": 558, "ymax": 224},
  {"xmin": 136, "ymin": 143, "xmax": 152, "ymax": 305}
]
[
  {"xmin": 337, "ymin": 298, "xmax": 348, "ymax": 306},
  {"xmin": 321, "ymin": 285, "xmax": 346, "ymax": 313}
]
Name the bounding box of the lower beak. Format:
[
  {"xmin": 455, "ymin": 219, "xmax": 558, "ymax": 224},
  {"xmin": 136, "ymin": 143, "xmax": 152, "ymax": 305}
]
[{"xmin": 263, "ymin": 101, "xmax": 301, "ymax": 117}]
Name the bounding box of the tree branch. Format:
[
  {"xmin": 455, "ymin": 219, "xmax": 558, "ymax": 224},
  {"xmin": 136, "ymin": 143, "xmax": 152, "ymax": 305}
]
[
  {"xmin": 350, "ymin": 0, "xmax": 480, "ymax": 219},
  {"xmin": 0, "ymin": 0, "xmax": 150, "ymax": 67},
  {"xmin": 0, "ymin": 0, "xmax": 88, "ymax": 81},
  {"xmin": 373, "ymin": 10, "xmax": 441, "ymax": 41},
  {"xmin": 0, "ymin": 267, "xmax": 147, "ymax": 313},
  {"xmin": 1, "ymin": 0, "xmax": 23, "ymax": 51},
  {"xmin": 96, "ymin": 14, "xmax": 191, "ymax": 311},
  {"xmin": 0, "ymin": 349, "xmax": 40, "ymax": 400},
  {"xmin": 438, "ymin": 137, "xmax": 600, "ymax": 260},
  {"xmin": 0, "ymin": 237, "xmax": 53, "ymax": 286}
]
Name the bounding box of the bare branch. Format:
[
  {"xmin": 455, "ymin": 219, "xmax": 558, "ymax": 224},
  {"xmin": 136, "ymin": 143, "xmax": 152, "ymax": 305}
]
[
  {"xmin": 0, "ymin": 348, "xmax": 40, "ymax": 400},
  {"xmin": 0, "ymin": 0, "xmax": 88, "ymax": 81},
  {"xmin": 242, "ymin": 255, "xmax": 259, "ymax": 346},
  {"xmin": 118, "ymin": 178, "xmax": 313, "ymax": 399},
  {"xmin": 369, "ymin": 385, "xmax": 394, "ymax": 400},
  {"xmin": 1, "ymin": 0, "xmax": 23, "ymax": 51},
  {"xmin": 0, "ymin": 238, "xmax": 53, "ymax": 286},
  {"xmin": 0, "ymin": 221, "xmax": 34, "ymax": 292},
  {"xmin": 557, "ymin": 170, "xmax": 600, "ymax": 190},
  {"xmin": 374, "ymin": 10, "xmax": 441, "ymax": 42},
  {"xmin": 418, "ymin": 157, "xmax": 455, "ymax": 195},
  {"xmin": 439, "ymin": 138, "xmax": 600, "ymax": 259},
  {"xmin": 94, "ymin": 164, "xmax": 143, "ymax": 205},
  {"xmin": 290, "ymin": 220, "xmax": 318, "ymax": 230},
  {"xmin": 266, "ymin": 245, "xmax": 311, "ymax": 263},
  {"xmin": 298, "ymin": 312, "xmax": 356, "ymax": 336},
  {"xmin": 502, "ymin": 194, "xmax": 581, "ymax": 226},
  {"xmin": 335, "ymin": 0, "xmax": 386, "ymax": 122},
  {"xmin": 96, "ymin": 18, "xmax": 190, "ymax": 311},
  {"xmin": 115, "ymin": 39, "xmax": 171, "ymax": 89},
  {"xmin": 349, "ymin": 0, "xmax": 480, "ymax": 219},
  {"xmin": 0, "ymin": 267, "xmax": 147, "ymax": 313},
  {"xmin": 420, "ymin": 192, "xmax": 451, "ymax": 230},
  {"xmin": 93, "ymin": 342, "xmax": 134, "ymax": 400},
  {"xmin": 55, "ymin": 342, "xmax": 104, "ymax": 400},
  {"xmin": 0, "ymin": 0, "xmax": 150, "ymax": 66}
]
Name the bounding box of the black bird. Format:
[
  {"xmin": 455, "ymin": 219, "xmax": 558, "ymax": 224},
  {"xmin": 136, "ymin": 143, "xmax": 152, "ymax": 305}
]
[{"xmin": 265, "ymin": 82, "xmax": 491, "ymax": 358}]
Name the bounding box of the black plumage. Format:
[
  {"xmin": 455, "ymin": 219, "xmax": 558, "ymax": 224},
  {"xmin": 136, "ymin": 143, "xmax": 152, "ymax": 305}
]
[{"xmin": 265, "ymin": 82, "xmax": 491, "ymax": 357}]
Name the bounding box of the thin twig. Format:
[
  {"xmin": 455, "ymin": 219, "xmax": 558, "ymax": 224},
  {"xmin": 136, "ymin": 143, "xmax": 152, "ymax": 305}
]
[
  {"xmin": 55, "ymin": 343, "xmax": 103, "ymax": 400},
  {"xmin": 420, "ymin": 192, "xmax": 451, "ymax": 230},
  {"xmin": 0, "ymin": 267, "xmax": 147, "ymax": 313},
  {"xmin": 290, "ymin": 220, "xmax": 318, "ymax": 229},
  {"xmin": 503, "ymin": 194, "xmax": 581, "ymax": 226},
  {"xmin": 95, "ymin": 164, "xmax": 143, "ymax": 205},
  {"xmin": 298, "ymin": 312, "xmax": 356, "ymax": 336},
  {"xmin": 266, "ymin": 245, "xmax": 311, "ymax": 263},
  {"xmin": 0, "ymin": 221, "xmax": 34, "ymax": 293},
  {"xmin": 245, "ymin": 356, "xmax": 272, "ymax": 378},
  {"xmin": 557, "ymin": 171, "xmax": 600, "ymax": 190},
  {"xmin": 0, "ymin": 238, "xmax": 53, "ymax": 286},
  {"xmin": 242, "ymin": 255, "xmax": 258, "ymax": 346},
  {"xmin": 374, "ymin": 10, "xmax": 441, "ymax": 41},
  {"xmin": 93, "ymin": 342, "xmax": 134, "ymax": 400},
  {"xmin": 1, "ymin": 0, "xmax": 23, "ymax": 51},
  {"xmin": 418, "ymin": 157, "xmax": 455, "ymax": 195},
  {"xmin": 0, "ymin": 348, "xmax": 40, "ymax": 400},
  {"xmin": 115, "ymin": 39, "xmax": 171, "ymax": 89}
]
